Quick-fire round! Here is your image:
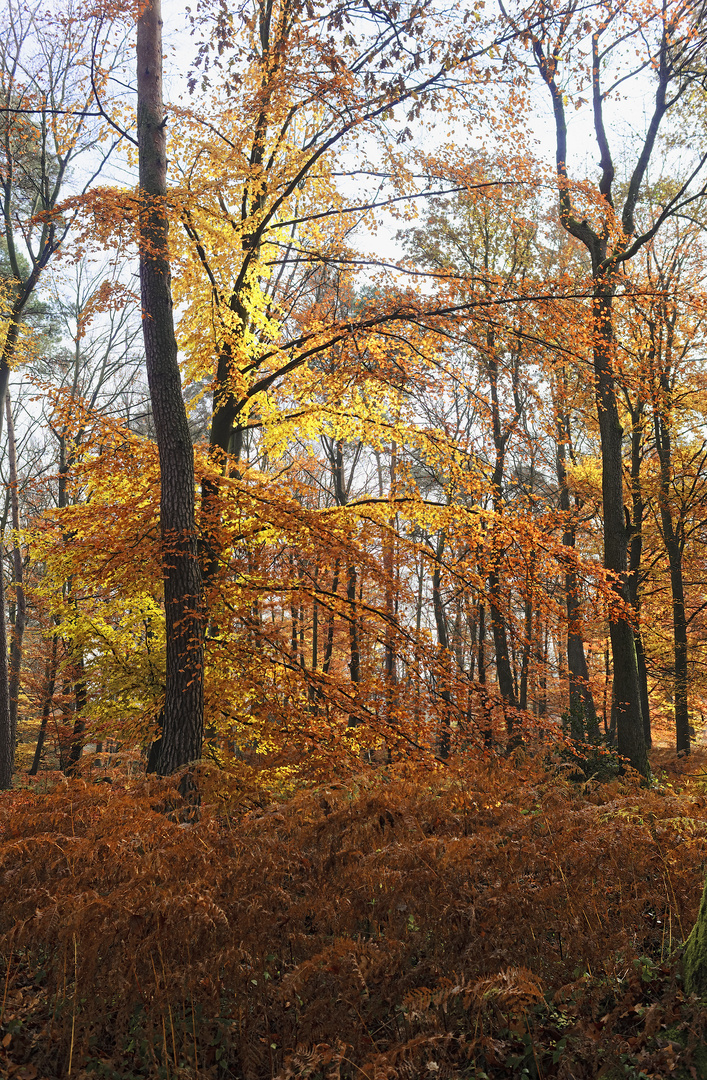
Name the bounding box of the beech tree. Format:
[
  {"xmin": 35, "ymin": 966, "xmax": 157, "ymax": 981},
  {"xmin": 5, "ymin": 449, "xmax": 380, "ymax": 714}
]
[
  {"xmin": 625, "ymin": 219, "xmax": 707, "ymax": 753},
  {"xmin": 11, "ymin": 0, "xmax": 707, "ymax": 780},
  {"xmin": 500, "ymin": 0, "xmax": 707, "ymax": 776},
  {"xmin": 0, "ymin": 0, "xmax": 121, "ymax": 786},
  {"xmin": 7, "ymin": 0, "xmax": 707, "ymax": 1067},
  {"xmin": 137, "ymin": 0, "xmax": 204, "ymax": 775},
  {"xmin": 173, "ymin": 0, "xmax": 523, "ymax": 578}
]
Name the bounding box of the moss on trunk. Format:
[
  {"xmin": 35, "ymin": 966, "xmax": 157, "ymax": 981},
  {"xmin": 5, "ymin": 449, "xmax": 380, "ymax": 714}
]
[{"xmin": 684, "ymin": 876, "xmax": 707, "ymax": 997}]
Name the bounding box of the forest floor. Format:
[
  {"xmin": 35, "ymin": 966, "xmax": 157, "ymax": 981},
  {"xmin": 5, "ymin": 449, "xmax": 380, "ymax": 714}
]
[{"xmin": 1, "ymin": 742, "xmax": 707, "ymax": 1080}]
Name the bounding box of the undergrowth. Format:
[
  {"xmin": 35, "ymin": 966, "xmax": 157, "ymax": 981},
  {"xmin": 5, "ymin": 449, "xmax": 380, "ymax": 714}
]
[{"xmin": 1, "ymin": 750, "xmax": 707, "ymax": 1078}]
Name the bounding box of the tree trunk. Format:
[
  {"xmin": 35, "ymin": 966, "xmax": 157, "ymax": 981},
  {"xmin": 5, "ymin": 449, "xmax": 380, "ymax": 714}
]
[
  {"xmin": 488, "ymin": 567, "xmax": 517, "ymax": 714},
  {"xmin": 5, "ymin": 395, "xmax": 24, "ymax": 759},
  {"xmin": 0, "ymin": 329, "xmax": 19, "ymax": 788},
  {"xmin": 29, "ymin": 633, "xmax": 59, "ymax": 777},
  {"xmin": 65, "ymin": 653, "xmax": 87, "ymax": 774},
  {"xmin": 382, "ymin": 445, "xmax": 397, "ymax": 723},
  {"xmin": 537, "ymin": 623, "xmax": 548, "ymax": 718},
  {"xmin": 654, "ymin": 394, "xmax": 690, "ymax": 753},
  {"xmin": 528, "ymin": 30, "xmax": 654, "ymax": 775},
  {"xmin": 593, "ymin": 285, "xmax": 649, "ymax": 775},
  {"xmin": 138, "ymin": 0, "xmax": 204, "ymax": 774},
  {"xmin": 626, "ymin": 397, "xmax": 651, "ymax": 747},
  {"xmin": 483, "ymin": 335, "xmax": 521, "ymax": 733},
  {"xmin": 684, "ymin": 876, "xmax": 707, "ymax": 995},
  {"xmin": 346, "ymin": 562, "xmax": 360, "ymax": 708},
  {"xmin": 311, "ymin": 569, "xmax": 318, "ymax": 672},
  {"xmin": 431, "ymin": 533, "xmax": 452, "ymax": 758},
  {"xmin": 0, "ymin": 561, "xmax": 10, "ymax": 788},
  {"xmin": 321, "ymin": 559, "xmax": 339, "ymax": 676},
  {"xmin": 519, "ymin": 596, "xmax": 532, "ymax": 713},
  {"xmin": 555, "ymin": 403, "xmax": 599, "ymax": 742}
]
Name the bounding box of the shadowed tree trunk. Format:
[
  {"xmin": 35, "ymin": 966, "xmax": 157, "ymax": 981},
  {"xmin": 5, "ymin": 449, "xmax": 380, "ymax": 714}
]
[
  {"xmin": 29, "ymin": 633, "xmax": 59, "ymax": 777},
  {"xmin": 525, "ymin": 21, "xmax": 664, "ymax": 775},
  {"xmin": 555, "ymin": 397, "xmax": 599, "ymax": 743},
  {"xmin": 66, "ymin": 655, "xmax": 87, "ymax": 774},
  {"xmin": 625, "ymin": 395, "xmax": 652, "ymax": 748},
  {"xmin": 5, "ymin": 395, "xmax": 24, "ymax": 758},
  {"xmin": 431, "ymin": 533, "xmax": 452, "ymax": 758},
  {"xmin": 593, "ymin": 284, "xmax": 648, "ymax": 773},
  {"xmin": 138, "ymin": 0, "xmax": 204, "ymax": 774},
  {"xmin": 484, "ymin": 331, "xmax": 522, "ymax": 731},
  {"xmin": 653, "ymin": 370, "xmax": 690, "ymax": 754}
]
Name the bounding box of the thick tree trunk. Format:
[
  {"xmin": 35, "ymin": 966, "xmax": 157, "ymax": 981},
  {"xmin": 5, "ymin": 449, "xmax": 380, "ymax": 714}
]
[
  {"xmin": 138, "ymin": 0, "xmax": 204, "ymax": 774},
  {"xmin": 593, "ymin": 285, "xmax": 649, "ymax": 776},
  {"xmin": 667, "ymin": 551, "xmax": 690, "ymax": 753},
  {"xmin": 66, "ymin": 653, "xmax": 87, "ymax": 774},
  {"xmin": 529, "ymin": 33, "xmax": 653, "ymax": 775},
  {"xmin": 684, "ymin": 875, "xmax": 707, "ymax": 995}
]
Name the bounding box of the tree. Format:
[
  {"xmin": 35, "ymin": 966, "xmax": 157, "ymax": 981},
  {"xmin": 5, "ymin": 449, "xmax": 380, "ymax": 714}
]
[
  {"xmin": 172, "ymin": 0, "xmax": 522, "ymax": 574},
  {"xmin": 20, "ymin": 0, "xmax": 707, "ymax": 783},
  {"xmin": 401, "ymin": 188, "xmax": 540, "ymax": 728},
  {"xmin": 623, "ymin": 216, "xmax": 707, "ymax": 753},
  {"xmin": 137, "ymin": 0, "xmax": 204, "ymax": 775},
  {"xmin": 501, "ymin": 0, "xmax": 707, "ymax": 776},
  {"xmin": 0, "ymin": 0, "xmax": 121, "ymax": 786}
]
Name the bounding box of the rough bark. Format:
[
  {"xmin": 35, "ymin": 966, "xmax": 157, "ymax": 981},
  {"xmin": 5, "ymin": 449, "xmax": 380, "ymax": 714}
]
[
  {"xmin": 684, "ymin": 876, "xmax": 707, "ymax": 996},
  {"xmin": 138, "ymin": 0, "xmax": 204, "ymax": 774},
  {"xmin": 593, "ymin": 285, "xmax": 649, "ymax": 774}
]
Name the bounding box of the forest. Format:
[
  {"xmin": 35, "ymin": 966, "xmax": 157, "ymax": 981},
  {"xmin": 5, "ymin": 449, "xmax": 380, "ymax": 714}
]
[{"xmin": 2, "ymin": 0, "xmax": 707, "ymax": 1075}]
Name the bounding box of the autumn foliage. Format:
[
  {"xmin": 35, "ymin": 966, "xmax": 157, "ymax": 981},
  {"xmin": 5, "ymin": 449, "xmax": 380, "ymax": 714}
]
[{"xmin": 4, "ymin": 0, "xmax": 707, "ymax": 1073}]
